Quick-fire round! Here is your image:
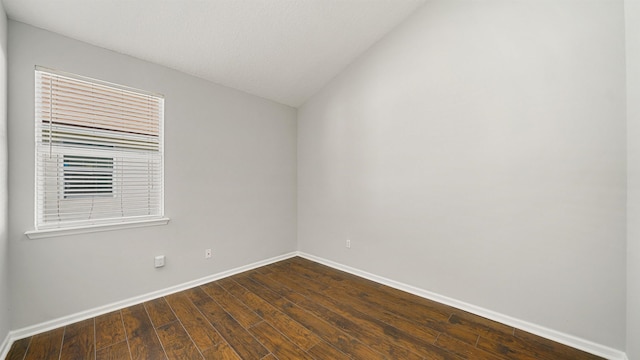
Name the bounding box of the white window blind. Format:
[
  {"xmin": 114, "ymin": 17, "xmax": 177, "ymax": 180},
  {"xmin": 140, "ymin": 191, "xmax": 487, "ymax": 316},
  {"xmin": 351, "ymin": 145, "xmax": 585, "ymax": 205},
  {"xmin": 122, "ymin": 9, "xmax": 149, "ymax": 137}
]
[{"xmin": 34, "ymin": 67, "xmax": 165, "ymax": 231}]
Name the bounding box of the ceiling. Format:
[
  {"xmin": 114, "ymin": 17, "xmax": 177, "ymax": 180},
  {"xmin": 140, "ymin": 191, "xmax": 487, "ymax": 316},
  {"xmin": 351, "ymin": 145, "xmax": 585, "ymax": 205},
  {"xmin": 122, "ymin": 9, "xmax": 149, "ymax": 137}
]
[{"xmin": 2, "ymin": 0, "xmax": 425, "ymax": 107}]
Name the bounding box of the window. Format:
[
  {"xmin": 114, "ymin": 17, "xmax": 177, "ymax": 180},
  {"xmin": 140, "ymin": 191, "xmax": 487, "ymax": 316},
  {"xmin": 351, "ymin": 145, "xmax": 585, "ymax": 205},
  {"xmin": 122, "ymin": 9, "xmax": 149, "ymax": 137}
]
[{"xmin": 28, "ymin": 67, "xmax": 167, "ymax": 237}]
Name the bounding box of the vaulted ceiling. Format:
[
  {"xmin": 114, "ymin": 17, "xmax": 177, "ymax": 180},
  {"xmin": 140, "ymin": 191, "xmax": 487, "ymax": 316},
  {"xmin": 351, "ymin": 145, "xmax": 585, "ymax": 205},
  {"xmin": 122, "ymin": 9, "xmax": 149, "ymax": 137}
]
[{"xmin": 2, "ymin": 0, "xmax": 425, "ymax": 107}]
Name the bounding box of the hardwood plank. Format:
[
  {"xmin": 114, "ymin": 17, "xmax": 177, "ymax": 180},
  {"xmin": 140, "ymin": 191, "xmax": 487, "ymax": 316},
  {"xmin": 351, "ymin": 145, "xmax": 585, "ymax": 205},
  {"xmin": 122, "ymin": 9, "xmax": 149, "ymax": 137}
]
[
  {"xmin": 156, "ymin": 321, "xmax": 203, "ymax": 360},
  {"xmin": 185, "ymin": 286, "xmax": 214, "ymax": 304},
  {"xmin": 291, "ymin": 257, "xmax": 457, "ymax": 316},
  {"xmin": 269, "ymin": 260, "xmax": 448, "ymax": 353},
  {"xmin": 6, "ymin": 337, "xmax": 31, "ymax": 360},
  {"xmin": 290, "ymin": 258, "xmax": 454, "ymax": 317},
  {"xmin": 60, "ymin": 318, "xmax": 95, "ymax": 360},
  {"xmin": 95, "ymin": 311, "xmax": 126, "ymax": 350},
  {"xmin": 127, "ymin": 334, "xmax": 167, "ymax": 360},
  {"xmin": 200, "ymin": 282, "xmax": 262, "ymax": 328},
  {"xmin": 233, "ymin": 273, "xmax": 283, "ymax": 304},
  {"xmin": 289, "ymin": 264, "xmax": 472, "ymax": 349},
  {"xmin": 252, "ymin": 270, "xmax": 426, "ymax": 360},
  {"xmin": 234, "ymin": 275, "xmax": 388, "ymax": 360},
  {"xmin": 307, "ymin": 340, "xmax": 351, "ymax": 360},
  {"xmin": 64, "ymin": 318, "xmax": 93, "ymax": 333},
  {"xmin": 192, "ymin": 289, "xmax": 269, "ymax": 360},
  {"xmin": 121, "ymin": 304, "xmax": 167, "ymax": 360},
  {"xmin": 254, "ymin": 264, "xmax": 277, "ymax": 275},
  {"xmin": 476, "ymin": 335, "xmax": 555, "ymax": 360},
  {"xmin": 121, "ymin": 304, "xmax": 155, "ymax": 338},
  {"xmin": 284, "ymin": 258, "xmax": 479, "ymax": 348},
  {"xmin": 23, "ymin": 327, "xmax": 64, "ymax": 360},
  {"xmin": 283, "ymin": 288, "xmax": 424, "ymax": 360},
  {"xmin": 248, "ymin": 269, "xmax": 461, "ymax": 360},
  {"xmin": 282, "ymin": 258, "xmax": 453, "ymax": 323},
  {"xmin": 435, "ymin": 333, "xmax": 506, "ymax": 360},
  {"xmin": 144, "ymin": 297, "xmax": 177, "ymax": 328},
  {"xmin": 218, "ymin": 277, "xmax": 321, "ymax": 350},
  {"xmin": 200, "ymin": 341, "xmax": 241, "ymax": 360},
  {"xmin": 513, "ymin": 329, "xmax": 604, "ymax": 360},
  {"xmin": 260, "ymin": 355, "xmax": 277, "ymax": 360},
  {"xmin": 436, "ymin": 320, "xmax": 482, "ymax": 345},
  {"xmin": 96, "ymin": 341, "xmax": 131, "ymax": 360},
  {"xmin": 449, "ymin": 311, "xmax": 515, "ymax": 340},
  {"xmin": 283, "ymin": 258, "xmax": 479, "ymax": 344},
  {"xmin": 248, "ymin": 321, "xmax": 315, "ymax": 360},
  {"xmin": 165, "ymin": 292, "xmax": 224, "ymax": 351}
]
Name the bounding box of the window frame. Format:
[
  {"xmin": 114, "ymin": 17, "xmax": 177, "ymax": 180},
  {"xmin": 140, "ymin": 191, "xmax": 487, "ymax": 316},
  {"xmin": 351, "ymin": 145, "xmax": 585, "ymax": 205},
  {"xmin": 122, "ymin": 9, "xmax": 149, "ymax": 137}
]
[{"xmin": 26, "ymin": 67, "xmax": 169, "ymax": 239}]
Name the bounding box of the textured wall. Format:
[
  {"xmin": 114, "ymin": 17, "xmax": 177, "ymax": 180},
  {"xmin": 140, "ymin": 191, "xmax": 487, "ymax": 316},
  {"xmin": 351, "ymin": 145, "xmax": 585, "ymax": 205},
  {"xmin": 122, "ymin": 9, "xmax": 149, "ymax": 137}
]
[
  {"xmin": 8, "ymin": 21, "xmax": 297, "ymax": 329},
  {"xmin": 0, "ymin": 0, "xmax": 9, "ymax": 349},
  {"xmin": 298, "ymin": 0, "xmax": 627, "ymax": 350},
  {"xmin": 627, "ymin": 0, "xmax": 640, "ymax": 357}
]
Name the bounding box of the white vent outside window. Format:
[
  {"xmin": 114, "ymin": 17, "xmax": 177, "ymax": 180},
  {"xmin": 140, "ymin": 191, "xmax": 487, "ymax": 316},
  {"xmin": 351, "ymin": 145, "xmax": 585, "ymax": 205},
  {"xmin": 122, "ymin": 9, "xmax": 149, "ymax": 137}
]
[{"xmin": 27, "ymin": 67, "xmax": 168, "ymax": 238}]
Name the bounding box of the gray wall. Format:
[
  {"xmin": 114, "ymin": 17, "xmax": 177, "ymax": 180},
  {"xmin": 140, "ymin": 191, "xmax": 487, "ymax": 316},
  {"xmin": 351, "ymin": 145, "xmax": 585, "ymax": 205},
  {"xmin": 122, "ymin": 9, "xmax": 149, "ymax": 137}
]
[
  {"xmin": 8, "ymin": 21, "xmax": 297, "ymax": 329},
  {"xmin": 298, "ymin": 0, "xmax": 627, "ymax": 350},
  {"xmin": 627, "ymin": 0, "xmax": 640, "ymax": 358},
  {"xmin": 0, "ymin": 0, "xmax": 9, "ymax": 347}
]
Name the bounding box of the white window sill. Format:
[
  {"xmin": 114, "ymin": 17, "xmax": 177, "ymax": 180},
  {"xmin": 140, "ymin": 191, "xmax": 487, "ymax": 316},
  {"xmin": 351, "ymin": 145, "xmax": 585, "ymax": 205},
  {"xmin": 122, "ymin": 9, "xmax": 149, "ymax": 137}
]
[{"xmin": 25, "ymin": 217, "xmax": 170, "ymax": 239}]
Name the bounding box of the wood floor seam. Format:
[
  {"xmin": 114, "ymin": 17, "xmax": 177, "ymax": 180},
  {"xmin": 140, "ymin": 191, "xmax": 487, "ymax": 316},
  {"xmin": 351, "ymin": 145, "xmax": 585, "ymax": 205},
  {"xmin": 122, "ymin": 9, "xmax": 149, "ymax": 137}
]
[
  {"xmin": 161, "ymin": 297, "xmax": 205, "ymax": 358},
  {"xmin": 118, "ymin": 310, "xmax": 133, "ymax": 360}
]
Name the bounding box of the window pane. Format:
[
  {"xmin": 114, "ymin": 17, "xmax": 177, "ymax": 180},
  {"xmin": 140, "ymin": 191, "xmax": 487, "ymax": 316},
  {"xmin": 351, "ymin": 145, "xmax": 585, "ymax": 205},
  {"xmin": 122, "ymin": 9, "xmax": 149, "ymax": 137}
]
[{"xmin": 63, "ymin": 155, "xmax": 114, "ymax": 199}]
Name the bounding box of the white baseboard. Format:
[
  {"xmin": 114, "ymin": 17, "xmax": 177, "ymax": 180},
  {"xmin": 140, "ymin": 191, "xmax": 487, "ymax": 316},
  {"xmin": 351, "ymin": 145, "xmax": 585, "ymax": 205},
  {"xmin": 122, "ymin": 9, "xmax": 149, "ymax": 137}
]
[
  {"xmin": 0, "ymin": 332, "xmax": 11, "ymax": 360},
  {"xmin": 1, "ymin": 251, "xmax": 297, "ymax": 359},
  {"xmin": 297, "ymin": 252, "xmax": 628, "ymax": 360}
]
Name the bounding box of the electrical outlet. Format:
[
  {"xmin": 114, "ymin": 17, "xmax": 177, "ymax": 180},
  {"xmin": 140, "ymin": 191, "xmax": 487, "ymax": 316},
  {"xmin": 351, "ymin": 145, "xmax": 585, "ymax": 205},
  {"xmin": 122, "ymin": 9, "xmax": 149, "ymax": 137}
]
[
  {"xmin": 346, "ymin": 239, "xmax": 351, "ymax": 249},
  {"xmin": 205, "ymin": 249, "xmax": 212, "ymax": 259},
  {"xmin": 155, "ymin": 255, "xmax": 165, "ymax": 268}
]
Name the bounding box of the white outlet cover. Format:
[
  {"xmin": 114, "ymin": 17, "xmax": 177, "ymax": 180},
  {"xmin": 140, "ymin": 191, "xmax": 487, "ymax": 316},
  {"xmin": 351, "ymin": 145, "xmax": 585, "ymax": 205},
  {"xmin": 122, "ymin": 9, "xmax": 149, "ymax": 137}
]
[{"xmin": 154, "ymin": 255, "xmax": 165, "ymax": 268}]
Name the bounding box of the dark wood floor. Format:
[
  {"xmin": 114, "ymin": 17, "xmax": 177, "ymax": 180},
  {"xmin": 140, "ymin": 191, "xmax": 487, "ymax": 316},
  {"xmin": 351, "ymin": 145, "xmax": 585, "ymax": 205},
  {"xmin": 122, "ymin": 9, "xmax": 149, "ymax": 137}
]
[{"xmin": 6, "ymin": 256, "xmax": 603, "ymax": 360}]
